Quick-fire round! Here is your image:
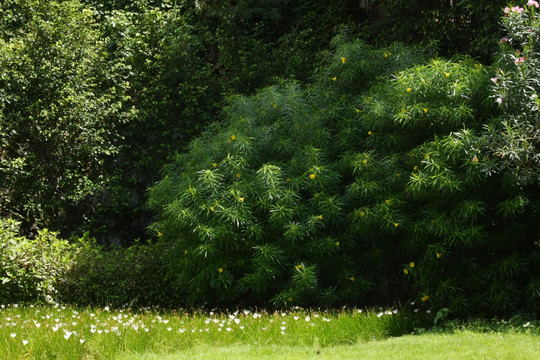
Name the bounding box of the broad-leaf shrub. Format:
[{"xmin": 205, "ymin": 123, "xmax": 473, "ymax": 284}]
[
  {"xmin": 0, "ymin": 218, "xmax": 171, "ymax": 306},
  {"xmin": 59, "ymin": 239, "xmax": 172, "ymax": 307},
  {"xmin": 0, "ymin": 218, "xmax": 77, "ymax": 303}
]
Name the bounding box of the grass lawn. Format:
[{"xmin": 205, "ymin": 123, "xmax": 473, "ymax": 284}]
[
  {"xmin": 117, "ymin": 332, "xmax": 540, "ymax": 360},
  {"xmin": 1, "ymin": 304, "xmax": 538, "ymax": 359}
]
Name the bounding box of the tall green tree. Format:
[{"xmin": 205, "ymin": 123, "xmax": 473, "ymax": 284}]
[{"xmin": 0, "ymin": 0, "xmax": 134, "ymax": 235}]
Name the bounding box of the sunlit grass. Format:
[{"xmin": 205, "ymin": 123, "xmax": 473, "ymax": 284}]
[{"xmin": 1, "ymin": 303, "xmax": 538, "ymax": 360}]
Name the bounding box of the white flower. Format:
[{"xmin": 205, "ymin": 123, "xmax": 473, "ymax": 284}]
[
  {"xmin": 10, "ymin": 333, "xmax": 16, "ymax": 338},
  {"xmin": 22, "ymin": 340, "xmax": 29, "ymax": 345},
  {"xmin": 167, "ymin": 327, "xmax": 172, "ymax": 331},
  {"xmin": 305, "ymin": 316, "xmax": 311, "ymax": 322},
  {"xmin": 80, "ymin": 339, "xmax": 85, "ymax": 344},
  {"xmin": 63, "ymin": 330, "xmax": 72, "ymax": 340}
]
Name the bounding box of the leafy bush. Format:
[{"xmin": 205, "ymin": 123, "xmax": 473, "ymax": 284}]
[
  {"xmin": 58, "ymin": 239, "xmax": 171, "ymax": 307},
  {"xmin": 147, "ymin": 42, "xmax": 441, "ymax": 308},
  {"xmin": 0, "ymin": 218, "xmax": 77, "ymax": 303}
]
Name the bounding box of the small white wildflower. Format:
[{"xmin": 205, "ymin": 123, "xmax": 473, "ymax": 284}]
[
  {"xmin": 167, "ymin": 327, "xmax": 172, "ymax": 332},
  {"xmin": 280, "ymin": 326, "xmax": 286, "ymax": 331},
  {"xmin": 162, "ymin": 319, "xmax": 169, "ymax": 324},
  {"xmin": 294, "ymin": 316, "xmax": 299, "ymax": 320},
  {"xmin": 10, "ymin": 333, "xmax": 16, "ymax": 338},
  {"xmin": 305, "ymin": 316, "xmax": 311, "ymax": 322},
  {"xmin": 426, "ymin": 309, "xmax": 431, "ymax": 314},
  {"xmin": 79, "ymin": 339, "xmax": 85, "ymax": 344},
  {"xmin": 226, "ymin": 327, "xmax": 232, "ymax": 332},
  {"xmin": 22, "ymin": 340, "xmax": 29, "ymax": 345},
  {"xmin": 234, "ymin": 318, "xmax": 240, "ymax": 324}
]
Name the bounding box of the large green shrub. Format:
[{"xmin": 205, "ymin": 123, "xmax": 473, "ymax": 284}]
[{"xmin": 147, "ymin": 42, "xmax": 485, "ymax": 308}]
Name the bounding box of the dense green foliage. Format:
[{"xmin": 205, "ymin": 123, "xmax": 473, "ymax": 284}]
[
  {"xmin": 0, "ymin": 0, "xmax": 134, "ymax": 235},
  {"xmin": 1, "ymin": 0, "xmax": 539, "ymax": 317},
  {"xmin": 0, "ymin": 218, "xmax": 77, "ymax": 303},
  {"xmin": 147, "ymin": 3, "xmax": 540, "ymax": 314},
  {"xmin": 366, "ymin": 0, "xmax": 508, "ymax": 62}
]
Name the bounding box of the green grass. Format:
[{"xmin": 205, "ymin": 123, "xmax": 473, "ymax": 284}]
[
  {"xmin": 117, "ymin": 332, "xmax": 540, "ymax": 360},
  {"xmin": 1, "ymin": 304, "xmax": 538, "ymax": 359}
]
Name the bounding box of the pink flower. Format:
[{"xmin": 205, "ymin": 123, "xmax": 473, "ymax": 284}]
[
  {"xmin": 512, "ymin": 6, "xmax": 524, "ymax": 13},
  {"xmin": 528, "ymin": 0, "xmax": 539, "ymax": 8},
  {"xmin": 504, "ymin": 7, "xmax": 510, "ymax": 14},
  {"xmin": 491, "ymin": 77, "xmax": 498, "ymax": 83},
  {"xmin": 516, "ymin": 56, "xmax": 527, "ymax": 64},
  {"xmin": 500, "ymin": 37, "xmax": 509, "ymax": 44},
  {"xmin": 496, "ymin": 97, "xmax": 503, "ymax": 104}
]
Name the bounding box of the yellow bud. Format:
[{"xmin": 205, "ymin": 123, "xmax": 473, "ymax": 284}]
[
  {"xmin": 309, "ymin": 173, "xmax": 316, "ymax": 180},
  {"xmin": 421, "ymin": 295, "xmax": 430, "ymax": 302},
  {"xmin": 436, "ymin": 253, "xmax": 442, "ymax": 259},
  {"xmin": 231, "ymin": 134, "xmax": 236, "ymax": 140},
  {"xmin": 332, "ymin": 76, "xmax": 337, "ymax": 81},
  {"xmin": 239, "ymin": 197, "xmax": 245, "ymax": 202},
  {"xmin": 157, "ymin": 232, "xmax": 163, "ymax": 237},
  {"xmin": 409, "ymin": 262, "xmax": 415, "ymax": 268},
  {"xmin": 341, "ymin": 57, "xmax": 346, "ymax": 64},
  {"xmin": 236, "ymin": 173, "xmax": 241, "ymax": 178},
  {"xmin": 359, "ymin": 210, "xmax": 366, "ymax": 217},
  {"xmin": 406, "ymin": 88, "xmax": 412, "ymax": 92},
  {"xmin": 403, "ymin": 269, "xmax": 409, "ymax": 275},
  {"xmin": 218, "ymin": 267, "xmax": 223, "ymax": 273},
  {"xmin": 212, "ymin": 163, "xmax": 217, "ymax": 168}
]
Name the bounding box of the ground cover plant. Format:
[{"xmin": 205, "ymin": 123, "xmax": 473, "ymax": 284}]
[{"xmin": 1, "ymin": 304, "xmax": 539, "ymax": 360}]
